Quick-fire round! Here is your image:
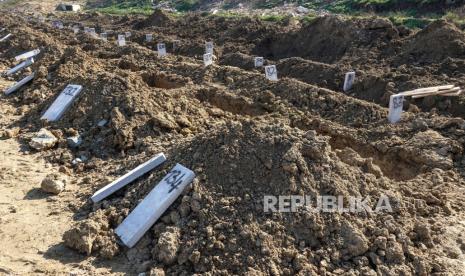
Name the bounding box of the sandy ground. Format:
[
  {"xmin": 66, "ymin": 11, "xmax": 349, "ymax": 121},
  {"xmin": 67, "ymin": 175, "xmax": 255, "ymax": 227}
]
[{"xmin": 0, "ymin": 99, "xmax": 129, "ymax": 274}]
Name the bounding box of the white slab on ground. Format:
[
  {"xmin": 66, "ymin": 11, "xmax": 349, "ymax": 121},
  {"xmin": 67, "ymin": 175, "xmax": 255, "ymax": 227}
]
[
  {"xmin": 265, "ymin": 65, "xmax": 278, "ymax": 81},
  {"xmin": 115, "ymin": 164, "xmax": 195, "ymax": 248},
  {"xmin": 0, "ymin": 33, "xmax": 11, "ymax": 42},
  {"xmin": 41, "ymin": 84, "xmax": 83, "ymax": 122},
  {"xmin": 15, "ymin": 49, "xmax": 40, "ymax": 61},
  {"xmin": 343, "ymin": 71, "xmax": 355, "ymax": 92},
  {"xmin": 388, "ymin": 94, "xmax": 404, "ymax": 123},
  {"xmin": 4, "ymin": 73, "xmax": 35, "ymax": 95},
  {"xmin": 255, "ymin": 57, "xmax": 264, "ymax": 67},
  {"xmin": 205, "ymin": 41, "xmax": 214, "ymax": 54},
  {"xmin": 73, "ymin": 26, "xmax": 80, "ymax": 34},
  {"xmin": 204, "ymin": 53, "xmax": 213, "ymax": 66},
  {"xmin": 125, "ymin": 31, "xmax": 132, "ymax": 38},
  {"xmin": 146, "ymin": 34, "xmax": 153, "ymax": 42},
  {"xmin": 157, "ymin": 43, "xmax": 167, "ymax": 57},
  {"xmin": 100, "ymin": 32, "xmax": 108, "ymax": 41},
  {"xmin": 117, "ymin": 35, "xmax": 126, "ymax": 46},
  {"xmin": 5, "ymin": 57, "xmax": 34, "ymax": 76},
  {"xmin": 91, "ymin": 153, "xmax": 167, "ymax": 203}
]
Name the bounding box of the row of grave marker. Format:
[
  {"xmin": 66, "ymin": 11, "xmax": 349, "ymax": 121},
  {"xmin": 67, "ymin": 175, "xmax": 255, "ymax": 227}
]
[{"xmin": 3, "ymin": 23, "xmax": 403, "ymax": 125}]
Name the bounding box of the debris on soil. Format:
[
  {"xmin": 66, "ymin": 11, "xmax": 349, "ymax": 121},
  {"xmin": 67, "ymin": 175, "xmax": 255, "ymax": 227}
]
[
  {"xmin": 29, "ymin": 128, "xmax": 58, "ymax": 151},
  {"xmin": 40, "ymin": 173, "xmax": 65, "ymax": 194}
]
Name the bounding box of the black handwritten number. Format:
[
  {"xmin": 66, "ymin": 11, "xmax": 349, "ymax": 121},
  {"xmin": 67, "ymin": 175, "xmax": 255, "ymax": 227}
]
[
  {"xmin": 64, "ymin": 87, "xmax": 77, "ymax": 97},
  {"xmin": 266, "ymin": 66, "xmax": 276, "ymax": 76},
  {"xmin": 393, "ymin": 96, "xmax": 403, "ymax": 109},
  {"xmin": 159, "ymin": 44, "xmax": 165, "ymax": 50},
  {"xmin": 165, "ymin": 170, "xmax": 186, "ymax": 193}
]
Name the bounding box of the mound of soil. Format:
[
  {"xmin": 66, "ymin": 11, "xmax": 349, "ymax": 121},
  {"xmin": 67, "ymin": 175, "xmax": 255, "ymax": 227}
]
[
  {"xmin": 135, "ymin": 9, "xmax": 173, "ymax": 29},
  {"xmin": 399, "ymin": 19, "xmax": 465, "ymax": 64},
  {"xmin": 64, "ymin": 120, "xmax": 459, "ymax": 274}
]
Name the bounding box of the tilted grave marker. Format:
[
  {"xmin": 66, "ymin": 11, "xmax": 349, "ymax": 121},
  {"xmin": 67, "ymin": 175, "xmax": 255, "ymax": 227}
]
[
  {"xmin": 91, "ymin": 153, "xmax": 167, "ymax": 203},
  {"xmin": 115, "ymin": 164, "xmax": 195, "ymax": 248},
  {"xmin": 5, "ymin": 57, "xmax": 34, "ymax": 76},
  {"xmin": 41, "ymin": 84, "xmax": 83, "ymax": 122},
  {"xmin": 15, "ymin": 49, "xmax": 40, "ymax": 61},
  {"xmin": 0, "ymin": 33, "xmax": 12, "ymax": 42},
  {"xmin": 4, "ymin": 73, "xmax": 35, "ymax": 95},
  {"xmin": 146, "ymin": 34, "xmax": 153, "ymax": 42}
]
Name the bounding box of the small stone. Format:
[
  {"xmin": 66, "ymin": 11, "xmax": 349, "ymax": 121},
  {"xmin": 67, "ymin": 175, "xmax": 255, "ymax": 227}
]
[
  {"xmin": 41, "ymin": 174, "xmax": 65, "ymax": 194},
  {"xmin": 4, "ymin": 127, "xmax": 20, "ymax": 138},
  {"xmin": 29, "ymin": 128, "xmax": 57, "ymax": 151},
  {"xmin": 67, "ymin": 135, "xmax": 83, "ymax": 148},
  {"xmin": 98, "ymin": 119, "xmax": 108, "ymax": 127}
]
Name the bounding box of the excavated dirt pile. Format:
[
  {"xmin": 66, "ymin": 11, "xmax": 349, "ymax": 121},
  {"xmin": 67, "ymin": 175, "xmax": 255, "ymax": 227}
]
[{"xmin": 0, "ymin": 9, "xmax": 465, "ymax": 275}]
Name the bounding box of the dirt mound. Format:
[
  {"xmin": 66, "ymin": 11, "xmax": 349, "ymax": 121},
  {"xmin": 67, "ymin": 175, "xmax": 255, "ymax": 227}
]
[
  {"xmin": 399, "ymin": 19, "xmax": 465, "ymax": 64},
  {"xmin": 134, "ymin": 9, "xmax": 173, "ymax": 29},
  {"xmin": 63, "ymin": 120, "xmax": 462, "ymax": 274},
  {"xmin": 254, "ymin": 15, "xmax": 398, "ymax": 63}
]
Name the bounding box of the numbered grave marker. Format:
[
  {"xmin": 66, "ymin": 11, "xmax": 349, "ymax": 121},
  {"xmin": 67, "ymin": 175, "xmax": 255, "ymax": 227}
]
[
  {"xmin": 73, "ymin": 26, "xmax": 80, "ymax": 34},
  {"xmin": 343, "ymin": 71, "xmax": 355, "ymax": 92},
  {"xmin": 117, "ymin": 35, "xmax": 126, "ymax": 46},
  {"xmin": 15, "ymin": 49, "xmax": 40, "ymax": 61},
  {"xmin": 255, "ymin": 57, "xmax": 264, "ymax": 67},
  {"xmin": 204, "ymin": 53, "xmax": 213, "ymax": 67},
  {"xmin": 89, "ymin": 28, "xmax": 97, "ymax": 38},
  {"xmin": 205, "ymin": 41, "xmax": 214, "ymax": 54},
  {"xmin": 125, "ymin": 31, "xmax": 131, "ymax": 38},
  {"xmin": 41, "ymin": 84, "xmax": 83, "ymax": 122},
  {"xmin": 115, "ymin": 164, "xmax": 195, "ymax": 248},
  {"xmin": 388, "ymin": 94, "xmax": 404, "ymax": 124},
  {"xmin": 157, "ymin": 43, "xmax": 167, "ymax": 57},
  {"xmin": 5, "ymin": 57, "xmax": 34, "ymax": 76},
  {"xmin": 91, "ymin": 153, "xmax": 167, "ymax": 203},
  {"xmin": 4, "ymin": 73, "xmax": 35, "ymax": 95},
  {"xmin": 0, "ymin": 33, "xmax": 12, "ymax": 42},
  {"xmin": 83, "ymin": 27, "xmax": 90, "ymax": 33},
  {"xmin": 146, "ymin": 34, "xmax": 153, "ymax": 42},
  {"xmin": 265, "ymin": 65, "xmax": 278, "ymax": 81},
  {"xmin": 100, "ymin": 32, "xmax": 108, "ymax": 41}
]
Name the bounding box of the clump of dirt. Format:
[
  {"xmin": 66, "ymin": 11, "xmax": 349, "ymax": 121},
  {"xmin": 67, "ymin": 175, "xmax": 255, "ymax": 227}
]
[{"xmin": 399, "ymin": 19, "xmax": 465, "ymax": 64}]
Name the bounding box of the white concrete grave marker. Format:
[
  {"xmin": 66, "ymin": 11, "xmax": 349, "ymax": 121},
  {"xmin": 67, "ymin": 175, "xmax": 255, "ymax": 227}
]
[
  {"xmin": 15, "ymin": 49, "xmax": 40, "ymax": 61},
  {"xmin": 255, "ymin": 57, "xmax": 264, "ymax": 67},
  {"xmin": 343, "ymin": 71, "xmax": 355, "ymax": 92},
  {"xmin": 204, "ymin": 53, "xmax": 213, "ymax": 66},
  {"xmin": 41, "ymin": 84, "xmax": 83, "ymax": 122},
  {"xmin": 205, "ymin": 41, "xmax": 214, "ymax": 54},
  {"xmin": 388, "ymin": 94, "xmax": 404, "ymax": 124},
  {"xmin": 117, "ymin": 35, "xmax": 126, "ymax": 46},
  {"xmin": 84, "ymin": 27, "xmax": 90, "ymax": 33},
  {"xmin": 91, "ymin": 153, "xmax": 167, "ymax": 203},
  {"xmin": 0, "ymin": 33, "xmax": 12, "ymax": 42},
  {"xmin": 5, "ymin": 57, "xmax": 34, "ymax": 76},
  {"xmin": 4, "ymin": 73, "xmax": 35, "ymax": 95},
  {"xmin": 125, "ymin": 31, "xmax": 131, "ymax": 38},
  {"xmin": 265, "ymin": 65, "xmax": 278, "ymax": 81},
  {"xmin": 100, "ymin": 32, "xmax": 108, "ymax": 41},
  {"xmin": 89, "ymin": 28, "xmax": 97, "ymax": 38},
  {"xmin": 115, "ymin": 164, "xmax": 195, "ymax": 248},
  {"xmin": 157, "ymin": 43, "xmax": 167, "ymax": 57},
  {"xmin": 146, "ymin": 34, "xmax": 153, "ymax": 42},
  {"xmin": 73, "ymin": 26, "xmax": 80, "ymax": 34}
]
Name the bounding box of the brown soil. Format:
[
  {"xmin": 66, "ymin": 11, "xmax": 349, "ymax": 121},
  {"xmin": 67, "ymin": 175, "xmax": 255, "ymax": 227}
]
[{"xmin": 0, "ymin": 9, "xmax": 465, "ymax": 275}]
